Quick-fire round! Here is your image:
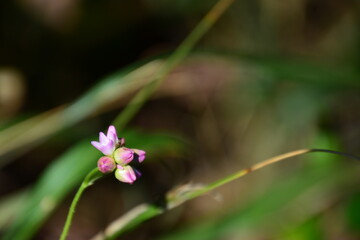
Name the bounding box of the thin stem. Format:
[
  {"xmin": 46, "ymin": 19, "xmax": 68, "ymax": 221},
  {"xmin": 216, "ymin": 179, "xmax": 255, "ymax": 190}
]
[
  {"xmin": 59, "ymin": 168, "xmax": 103, "ymax": 240},
  {"xmin": 90, "ymin": 148, "xmax": 360, "ymax": 239},
  {"xmin": 113, "ymin": 0, "xmax": 235, "ymax": 130},
  {"xmin": 180, "ymin": 149, "xmax": 360, "ymax": 201}
]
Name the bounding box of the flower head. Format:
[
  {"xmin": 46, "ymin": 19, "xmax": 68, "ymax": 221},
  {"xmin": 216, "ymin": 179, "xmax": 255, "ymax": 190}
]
[
  {"xmin": 97, "ymin": 156, "xmax": 116, "ymax": 173},
  {"xmin": 91, "ymin": 125, "xmax": 146, "ymax": 184},
  {"xmin": 91, "ymin": 125, "xmax": 118, "ymax": 155}
]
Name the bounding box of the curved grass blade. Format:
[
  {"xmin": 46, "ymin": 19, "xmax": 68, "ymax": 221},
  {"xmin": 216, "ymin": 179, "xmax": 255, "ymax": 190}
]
[
  {"xmin": 0, "ymin": 60, "xmax": 164, "ymax": 166},
  {"xmin": 90, "ymin": 149, "xmax": 360, "ymax": 240},
  {"xmin": 160, "ymin": 166, "xmax": 359, "ymax": 240},
  {"xmin": 112, "ymin": 0, "xmax": 236, "ymax": 130}
]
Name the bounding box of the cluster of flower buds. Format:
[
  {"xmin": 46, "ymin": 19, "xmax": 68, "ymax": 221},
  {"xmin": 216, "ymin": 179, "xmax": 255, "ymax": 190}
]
[{"xmin": 91, "ymin": 125, "xmax": 145, "ymax": 184}]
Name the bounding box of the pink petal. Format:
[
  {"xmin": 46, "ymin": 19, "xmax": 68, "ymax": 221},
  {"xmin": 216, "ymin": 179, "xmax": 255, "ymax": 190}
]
[
  {"xmin": 115, "ymin": 165, "xmax": 137, "ymax": 184},
  {"xmin": 114, "ymin": 147, "xmax": 134, "ymax": 165},
  {"xmin": 107, "ymin": 125, "xmax": 118, "ymax": 143},
  {"xmin": 126, "ymin": 167, "xmax": 136, "ymax": 182},
  {"xmin": 97, "ymin": 156, "xmax": 116, "ymax": 173},
  {"xmin": 119, "ymin": 138, "xmax": 126, "ymax": 146},
  {"xmin": 99, "ymin": 132, "xmax": 108, "ymax": 144},
  {"xmin": 134, "ymin": 149, "xmax": 146, "ymax": 163},
  {"xmin": 102, "ymin": 140, "xmax": 116, "ymax": 155},
  {"xmin": 91, "ymin": 141, "xmax": 102, "ymax": 150}
]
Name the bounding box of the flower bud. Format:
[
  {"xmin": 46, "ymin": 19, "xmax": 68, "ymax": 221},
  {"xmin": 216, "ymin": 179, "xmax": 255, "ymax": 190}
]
[
  {"xmin": 97, "ymin": 156, "xmax": 116, "ymax": 173},
  {"xmin": 133, "ymin": 149, "xmax": 146, "ymax": 163},
  {"xmin": 114, "ymin": 147, "xmax": 134, "ymax": 165},
  {"xmin": 115, "ymin": 165, "xmax": 137, "ymax": 184},
  {"xmin": 119, "ymin": 138, "xmax": 126, "ymax": 146}
]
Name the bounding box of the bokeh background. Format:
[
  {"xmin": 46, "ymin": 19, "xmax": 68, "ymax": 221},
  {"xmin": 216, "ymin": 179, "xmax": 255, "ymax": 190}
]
[{"xmin": 1, "ymin": 0, "xmax": 360, "ymax": 239}]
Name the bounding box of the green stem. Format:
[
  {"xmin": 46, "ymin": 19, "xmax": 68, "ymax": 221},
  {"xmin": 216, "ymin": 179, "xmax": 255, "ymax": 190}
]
[
  {"xmin": 90, "ymin": 149, "xmax": 360, "ymax": 239},
  {"xmin": 170, "ymin": 149, "xmax": 360, "ymax": 203},
  {"xmin": 113, "ymin": 0, "xmax": 235, "ymax": 130},
  {"xmin": 59, "ymin": 168, "xmax": 103, "ymax": 240}
]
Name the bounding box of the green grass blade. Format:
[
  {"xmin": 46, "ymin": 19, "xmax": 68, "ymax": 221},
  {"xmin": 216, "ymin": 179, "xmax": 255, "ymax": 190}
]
[
  {"xmin": 0, "ymin": 60, "xmax": 163, "ymax": 166},
  {"xmin": 90, "ymin": 149, "xmax": 359, "ymax": 240},
  {"xmin": 112, "ymin": 0, "xmax": 236, "ymax": 130},
  {"xmin": 159, "ymin": 166, "xmax": 340, "ymax": 240}
]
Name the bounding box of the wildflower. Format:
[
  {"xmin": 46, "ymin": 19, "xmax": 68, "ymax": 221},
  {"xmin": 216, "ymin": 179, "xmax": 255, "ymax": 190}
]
[
  {"xmin": 91, "ymin": 125, "xmax": 118, "ymax": 156},
  {"xmin": 91, "ymin": 125, "xmax": 146, "ymax": 184},
  {"xmin": 97, "ymin": 156, "xmax": 116, "ymax": 173}
]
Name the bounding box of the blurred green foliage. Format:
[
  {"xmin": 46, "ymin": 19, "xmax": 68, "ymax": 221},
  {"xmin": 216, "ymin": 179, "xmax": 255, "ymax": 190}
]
[
  {"xmin": 0, "ymin": 0, "xmax": 360, "ymax": 239},
  {"xmin": 346, "ymin": 193, "xmax": 360, "ymax": 232}
]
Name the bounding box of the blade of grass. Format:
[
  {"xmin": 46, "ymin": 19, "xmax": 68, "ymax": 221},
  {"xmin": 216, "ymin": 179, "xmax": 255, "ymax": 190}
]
[
  {"xmin": 90, "ymin": 149, "xmax": 360, "ymax": 240},
  {"xmin": 113, "ymin": 0, "xmax": 236, "ymax": 129},
  {"xmin": 159, "ymin": 162, "xmax": 358, "ymax": 240},
  {"xmin": 0, "ymin": 60, "xmax": 163, "ymax": 166},
  {"xmin": 159, "ymin": 130, "xmax": 346, "ymax": 240}
]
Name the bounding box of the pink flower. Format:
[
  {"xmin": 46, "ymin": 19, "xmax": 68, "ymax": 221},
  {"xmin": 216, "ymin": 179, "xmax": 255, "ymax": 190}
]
[
  {"xmin": 114, "ymin": 147, "xmax": 134, "ymax": 165},
  {"xmin": 91, "ymin": 125, "xmax": 146, "ymax": 184},
  {"xmin": 91, "ymin": 125, "xmax": 118, "ymax": 155},
  {"xmin": 97, "ymin": 156, "xmax": 116, "ymax": 173},
  {"xmin": 133, "ymin": 149, "xmax": 146, "ymax": 163},
  {"xmin": 115, "ymin": 165, "xmax": 138, "ymax": 184}
]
